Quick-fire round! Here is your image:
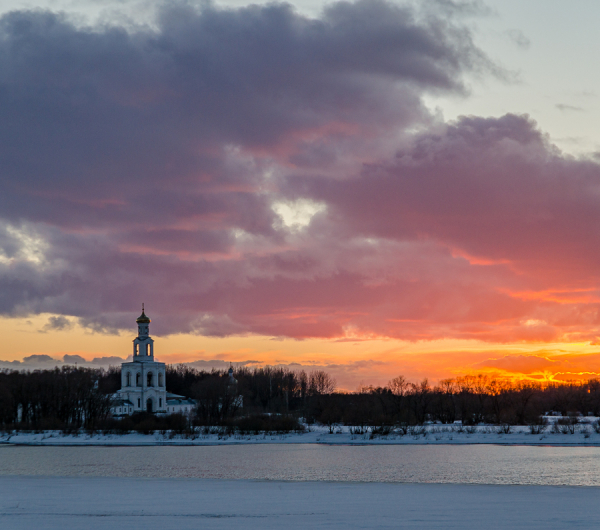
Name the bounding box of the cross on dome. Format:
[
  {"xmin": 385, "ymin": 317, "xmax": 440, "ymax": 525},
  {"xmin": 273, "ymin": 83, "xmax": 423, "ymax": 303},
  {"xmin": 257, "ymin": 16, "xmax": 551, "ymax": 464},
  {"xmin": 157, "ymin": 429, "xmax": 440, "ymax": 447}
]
[{"xmin": 136, "ymin": 303, "xmax": 151, "ymax": 324}]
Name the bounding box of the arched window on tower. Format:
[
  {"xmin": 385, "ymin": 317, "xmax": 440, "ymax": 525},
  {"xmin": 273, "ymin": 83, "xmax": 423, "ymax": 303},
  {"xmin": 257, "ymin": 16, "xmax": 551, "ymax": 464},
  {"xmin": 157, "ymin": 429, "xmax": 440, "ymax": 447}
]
[
  {"xmin": 147, "ymin": 372, "xmax": 154, "ymax": 387},
  {"xmin": 136, "ymin": 373, "xmax": 141, "ymax": 387},
  {"xmin": 134, "ymin": 343, "xmax": 138, "ymax": 356},
  {"xmin": 126, "ymin": 372, "xmax": 131, "ymax": 387},
  {"xmin": 146, "ymin": 343, "xmax": 150, "ymax": 356},
  {"xmin": 158, "ymin": 372, "xmax": 164, "ymax": 387}
]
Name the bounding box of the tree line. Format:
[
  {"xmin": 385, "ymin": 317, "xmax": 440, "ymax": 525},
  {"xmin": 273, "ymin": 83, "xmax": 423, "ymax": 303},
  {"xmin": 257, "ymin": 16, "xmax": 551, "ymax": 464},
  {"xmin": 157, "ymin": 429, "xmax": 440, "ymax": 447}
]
[
  {"xmin": 2, "ymin": 366, "xmax": 600, "ymax": 431},
  {"xmin": 312, "ymin": 375, "xmax": 600, "ymax": 430},
  {"xmin": 0, "ymin": 367, "xmax": 113, "ymax": 430}
]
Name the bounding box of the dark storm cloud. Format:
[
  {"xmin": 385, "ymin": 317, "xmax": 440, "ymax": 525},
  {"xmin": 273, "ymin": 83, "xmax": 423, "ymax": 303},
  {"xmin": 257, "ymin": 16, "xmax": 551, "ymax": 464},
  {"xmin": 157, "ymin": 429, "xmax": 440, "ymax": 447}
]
[
  {"xmin": 0, "ymin": 0, "xmax": 486, "ymax": 306},
  {"xmin": 5, "ymin": 1, "xmax": 571, "ymax": 343},
  {"xmin": 0, "ymin": 0, "xmax": 481, "ymax": 209}
]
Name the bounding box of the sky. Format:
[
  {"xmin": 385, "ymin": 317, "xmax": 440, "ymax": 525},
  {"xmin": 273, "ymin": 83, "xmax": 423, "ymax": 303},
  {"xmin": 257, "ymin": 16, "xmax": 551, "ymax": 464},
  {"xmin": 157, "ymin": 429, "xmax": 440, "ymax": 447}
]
[{"xmin": 2, "ymin": 0, "xmax": 600, "ymax": 389}]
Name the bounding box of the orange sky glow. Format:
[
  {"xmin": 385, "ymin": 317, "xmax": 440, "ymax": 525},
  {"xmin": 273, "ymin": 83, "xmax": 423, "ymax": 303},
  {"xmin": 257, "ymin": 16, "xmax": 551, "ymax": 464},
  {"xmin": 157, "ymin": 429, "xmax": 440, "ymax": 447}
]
[{"xmin": 4, "ymin": 314, "xmax": 600, "ymax": 391}]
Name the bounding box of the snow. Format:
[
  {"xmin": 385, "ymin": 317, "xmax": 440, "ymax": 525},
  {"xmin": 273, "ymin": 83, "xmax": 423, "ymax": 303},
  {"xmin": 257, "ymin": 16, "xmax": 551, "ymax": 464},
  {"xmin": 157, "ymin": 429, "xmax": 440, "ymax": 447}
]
[
  {"xmin": 2, "ymin": 422, "xmax": 600, "ymax": 446},
  {"xmin": 0, "ymin": 476, "xmax": 598, "ymax": 530}
]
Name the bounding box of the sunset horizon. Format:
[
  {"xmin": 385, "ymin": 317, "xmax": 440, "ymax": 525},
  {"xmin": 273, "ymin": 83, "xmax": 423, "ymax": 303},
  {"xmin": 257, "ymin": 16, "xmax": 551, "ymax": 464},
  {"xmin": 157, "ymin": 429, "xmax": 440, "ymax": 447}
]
[{"xmin": 4, "ymin": 309, "xmax": 600, "ymax": 390}]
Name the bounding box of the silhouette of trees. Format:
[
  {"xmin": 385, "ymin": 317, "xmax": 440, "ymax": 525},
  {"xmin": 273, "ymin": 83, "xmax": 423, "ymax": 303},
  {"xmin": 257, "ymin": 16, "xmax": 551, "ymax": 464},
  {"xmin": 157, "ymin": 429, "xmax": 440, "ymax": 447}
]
[
  {"xmin": 3, "ymin": 364, "xmax": 600, "ymax": 431},
  {"xmin": 0, "ymin": 367, "xmax": 112, "ymax": 430}
]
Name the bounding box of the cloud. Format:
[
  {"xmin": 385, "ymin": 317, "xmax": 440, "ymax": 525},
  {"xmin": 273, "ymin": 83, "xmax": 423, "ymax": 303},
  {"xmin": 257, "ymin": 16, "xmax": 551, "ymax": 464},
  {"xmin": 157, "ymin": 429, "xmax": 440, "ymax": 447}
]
[
  {"xmin": 3, "ymin": 1, "xmax": 600, "ymax": 349},
  {"xmin": 90, "ymin": 356, "xmax": 127, "ymax": 367},
  {"xmin": 43, "ymin": 315, "xmax": 74, "ymax": 332},
  {"xmin": 426, "ymin": 0, "xmax": 493, "ymax": 17},
  {"xmin": 0, "ymin": 0, "xmax": 491, "ymax": 339},
  {"xmin": 473, "ymin": 354, "xmax": 556, "ymax": 374},
  {"xmin": 556, "ymin": 103, "xmax": 585, "ymax": 112},
  {"xmin": 505, "ymin": 29, "xmax": 531, "ymax": 50},
  {"xmin": 186, "ymin": 359, "xmax": 262, "ymax": 370},
  {"xmin": 22, "ymin": 354, "xmax": 56, "ymax": 364},
  {"xmin": 313, "ymin": 113, "xmax": 591, "ymax": 276},
  {"xmin": 63, "ymin": 354, "xmax": 87, "ymax": 364},
  {"xmin": 183, "ymin": 357, "xmax": 394, "ymax": 390},
  {"xmin": 62, "ymin": 354, "xmax": 125, "ymax": 367},
  {"xmin": 0, "ymin": 0, "xmax": 482, "ymax": 230},
  {"xmin": 279, "ymin": 113, "xmax": 600, "ymax": 341},
  {"xmin": 466, "ymin": 350, "xmax": 600, "ymax": 382},
  {"xmin": 0, "ymin": 353, "xmax": 126, "ymax": 370}
]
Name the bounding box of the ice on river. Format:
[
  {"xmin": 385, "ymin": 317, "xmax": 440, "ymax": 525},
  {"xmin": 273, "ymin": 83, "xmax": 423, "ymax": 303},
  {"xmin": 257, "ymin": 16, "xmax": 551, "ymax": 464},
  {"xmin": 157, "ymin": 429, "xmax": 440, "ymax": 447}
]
[{"xmin": 0, "ymin": 476, "xmax": 598, "ymax": 530}]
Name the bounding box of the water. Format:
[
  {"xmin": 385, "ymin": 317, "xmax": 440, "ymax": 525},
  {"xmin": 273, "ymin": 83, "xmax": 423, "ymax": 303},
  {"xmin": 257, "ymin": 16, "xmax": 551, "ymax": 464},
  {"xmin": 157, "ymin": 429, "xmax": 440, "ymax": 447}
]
[{"xmin": 1, "ymin": 444, "xmax": 599, "ymax": 485}]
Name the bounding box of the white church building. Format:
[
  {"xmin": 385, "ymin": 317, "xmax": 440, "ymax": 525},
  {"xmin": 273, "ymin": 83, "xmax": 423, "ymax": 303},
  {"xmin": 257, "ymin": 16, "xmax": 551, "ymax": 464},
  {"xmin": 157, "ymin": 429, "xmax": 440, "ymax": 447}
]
[{"xmin": 110, "ymin": 307, "xmax": 196, "ymax": 417}]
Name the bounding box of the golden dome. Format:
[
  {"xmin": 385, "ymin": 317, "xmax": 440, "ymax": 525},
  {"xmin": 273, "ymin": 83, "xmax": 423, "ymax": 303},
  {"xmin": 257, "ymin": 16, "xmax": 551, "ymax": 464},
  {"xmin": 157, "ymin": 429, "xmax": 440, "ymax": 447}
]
[{"xmin": 136, "ymin": 304, "xmax": 151, "ymax": 324}]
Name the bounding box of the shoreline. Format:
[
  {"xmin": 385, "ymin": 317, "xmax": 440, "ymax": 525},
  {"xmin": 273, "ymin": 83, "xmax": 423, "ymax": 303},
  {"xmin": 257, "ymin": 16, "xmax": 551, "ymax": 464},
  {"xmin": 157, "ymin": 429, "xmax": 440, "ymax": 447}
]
[{"xmin": 3, "ymin": 425, "xmax": 600, "ymax": 447}]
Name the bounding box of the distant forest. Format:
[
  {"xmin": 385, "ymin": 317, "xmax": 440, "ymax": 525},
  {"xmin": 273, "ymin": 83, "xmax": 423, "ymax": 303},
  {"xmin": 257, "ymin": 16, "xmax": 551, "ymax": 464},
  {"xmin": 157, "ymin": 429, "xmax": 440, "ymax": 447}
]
[{"xmin": 1, "ymin": 366, "xmax": 600, "ymax": 433}]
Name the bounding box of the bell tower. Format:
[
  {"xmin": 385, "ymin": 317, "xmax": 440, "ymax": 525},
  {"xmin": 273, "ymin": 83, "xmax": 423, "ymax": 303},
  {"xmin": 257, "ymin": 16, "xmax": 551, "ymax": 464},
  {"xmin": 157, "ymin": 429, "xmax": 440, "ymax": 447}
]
[
  {"xmin": 117, "ymin": 305, "xmax": 167, "ymax": 414},
  {"xmin": 133, "ymin": 303, "xmax": 154, "ymax": 361}
]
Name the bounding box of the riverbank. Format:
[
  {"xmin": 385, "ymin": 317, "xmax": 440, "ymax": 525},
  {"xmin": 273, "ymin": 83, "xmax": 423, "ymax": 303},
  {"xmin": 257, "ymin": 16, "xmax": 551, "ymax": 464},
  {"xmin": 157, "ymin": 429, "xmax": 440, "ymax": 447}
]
[
  {"xmin": 1, "ymin": 476, "xmax": 598, "ymax": 530},
  {"xmin": 3, "ymin": 423, "xmax": 600, "ymax": 446}
]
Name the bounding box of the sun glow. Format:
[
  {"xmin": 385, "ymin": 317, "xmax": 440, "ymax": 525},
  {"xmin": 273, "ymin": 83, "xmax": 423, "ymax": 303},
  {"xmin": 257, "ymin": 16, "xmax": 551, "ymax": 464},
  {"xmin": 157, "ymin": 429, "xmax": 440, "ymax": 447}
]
[
  {"xmin": 2, "ymin": 314, "xmax": 600, "ymax": 390},
  {"xmin": 272, "ymin": 199, "xmax": 326, "ymax": 230}
]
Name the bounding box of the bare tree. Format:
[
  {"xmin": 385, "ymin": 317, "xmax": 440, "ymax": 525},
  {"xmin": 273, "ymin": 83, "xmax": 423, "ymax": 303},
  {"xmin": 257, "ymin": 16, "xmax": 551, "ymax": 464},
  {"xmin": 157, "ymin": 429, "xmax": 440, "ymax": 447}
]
[
  {"xmin": 387, "ymin": 375, "xmax": 409, "ymax": 397},
  {"xmin": 309, "ymin": 371, "xmax": 336, "ymax": 395}
]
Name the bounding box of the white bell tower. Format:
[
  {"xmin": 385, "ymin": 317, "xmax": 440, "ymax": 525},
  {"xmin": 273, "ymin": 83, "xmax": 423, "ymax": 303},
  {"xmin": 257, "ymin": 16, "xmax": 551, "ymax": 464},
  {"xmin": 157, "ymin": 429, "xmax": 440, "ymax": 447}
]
[
  {"xmin": 117, "ymin": 305, "xmax": 167, "ymax": 414},
  {"xmin": 133, "ymin": 304, "xmax": 154, "ymax": 361}
]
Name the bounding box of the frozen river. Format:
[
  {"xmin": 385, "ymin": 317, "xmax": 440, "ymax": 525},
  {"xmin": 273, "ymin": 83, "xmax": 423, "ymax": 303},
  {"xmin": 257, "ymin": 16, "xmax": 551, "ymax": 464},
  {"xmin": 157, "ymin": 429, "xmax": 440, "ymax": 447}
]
[
  {"xmin": 2, "ymin": 445, "xmax": 600, "ymax": 529},
  {"xmin": 2, "ymin": 476, "xmax": 599, "ymax": 530},
  {"xmin": 2, "ymin": 444, "xmax": 600, "ymax": 486}
]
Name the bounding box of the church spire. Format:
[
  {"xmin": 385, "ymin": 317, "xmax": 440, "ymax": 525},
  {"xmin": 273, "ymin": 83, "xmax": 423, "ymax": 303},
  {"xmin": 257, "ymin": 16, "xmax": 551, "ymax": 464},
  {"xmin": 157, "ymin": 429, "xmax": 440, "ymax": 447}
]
[
  {"xmin": 136, "ymin": 304, "xmax": 151, "ymax": 343},
  {"xmin": 136, "ymin": 303, "xmax": 151, "ymax": 324},
  {"xmin": 134, "ymin": 304, "xmax": 153, "ymax": 359}
]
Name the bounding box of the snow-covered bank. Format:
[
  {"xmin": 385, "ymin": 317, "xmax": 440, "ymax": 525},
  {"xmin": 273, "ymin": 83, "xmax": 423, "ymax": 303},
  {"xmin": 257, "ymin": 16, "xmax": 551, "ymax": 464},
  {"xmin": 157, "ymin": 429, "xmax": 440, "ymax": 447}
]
[
  {"xmin": 3, "ymin": 423, "xmax": 600, "ymax": 446},
  {"xmin": 1, "ymin": 476, "xmax": 598, "ymax": 530}
]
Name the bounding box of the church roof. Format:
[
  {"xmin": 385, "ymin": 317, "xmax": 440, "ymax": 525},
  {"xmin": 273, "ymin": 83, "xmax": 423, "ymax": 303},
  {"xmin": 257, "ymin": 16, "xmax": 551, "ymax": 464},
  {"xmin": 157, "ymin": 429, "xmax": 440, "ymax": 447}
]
[
  {"xmin": 167, "ymin": 398, "xmax": 196, "ymax": 405},
  {"xmin": 136, "ymin": 309, "xmax": 151, "ymax": 324},
  {"xmin": 111, "ymin": 398, "xmax": 134, "ymax": 406}
]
